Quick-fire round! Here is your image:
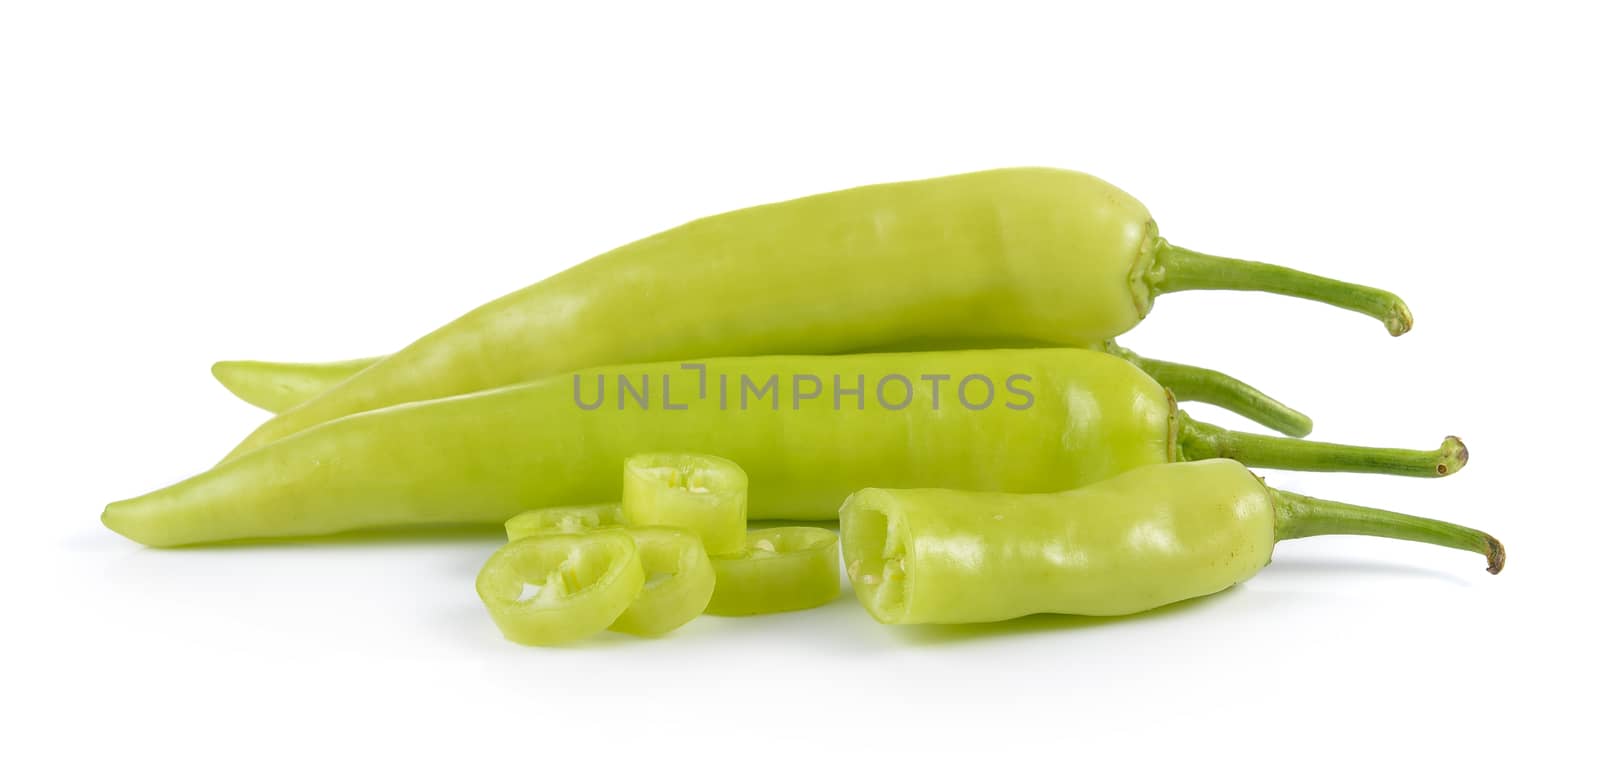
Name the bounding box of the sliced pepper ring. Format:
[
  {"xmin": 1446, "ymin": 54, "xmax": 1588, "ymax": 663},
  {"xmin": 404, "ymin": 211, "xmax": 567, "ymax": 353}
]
[
  {"xmin": 622, "ymin": 452, "xmax": 748, "ymax": 555},
  {"xmin": 609, "ymin": 527, "xmax": 716, "ymax": 637},
  {"xmin": 505, "ymin": 503, "xmax": 625, "ymax": 541},
  {"xmin": 705, "ymin": 527, "xmax": 841, "ymax": 616},
  {"xmin": 476, "ymin": 531, "xmax": 644, "ymax": 646}
]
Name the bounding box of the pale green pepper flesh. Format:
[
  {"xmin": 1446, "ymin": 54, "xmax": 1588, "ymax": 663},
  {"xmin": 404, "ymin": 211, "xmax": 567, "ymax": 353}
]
[
  {"xmin": 706, "ymin": 527, "xmax": 840, "ymax": 616},
  {"xmin": 622, "ymin": 453, "xmax": 747, "ymax": 555},
  {"xmin": 501, "ymin": 512, "xmax": 714, "ymax": 637},
  {"xmin": 505, "ymin": 503, "xmax": 624, "ymax": 541},
  {"xmin": 608, "ymin": 527, "xmax": 715, "ymax": 637},
  {"xmin": 221, "ymin": 167, "xmax": 1407, "ymax": 461},
  {"xmin": 841, "ymin": 460, "xmax": 1502, "ymax": 625},
  {"xmin": 476, "ymin": 531, "xmax": 644, "ymax": 646},
  {"xmin": 104, "ymin": 349, "xmax": 1464, "ymax": 547}
]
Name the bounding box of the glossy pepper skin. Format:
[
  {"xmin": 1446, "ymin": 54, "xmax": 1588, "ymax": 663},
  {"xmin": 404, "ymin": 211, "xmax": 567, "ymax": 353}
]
[
  {"xmin": 220, "ymin": 167, "xmax": 1406, "ymax": 460},
  {"xmin": 104, "ymin": 349, "xmax": 1462, "ymax": 547},
  {"xmin": 840, "ymin": 460, "xmax": 1502, "ymax": 625}
]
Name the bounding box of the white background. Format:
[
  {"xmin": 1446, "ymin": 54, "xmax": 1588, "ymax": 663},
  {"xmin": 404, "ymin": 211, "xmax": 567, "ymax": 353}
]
[{"xmin": 3, "ymin": 1, "xmax": 1595, "ymax": 772}]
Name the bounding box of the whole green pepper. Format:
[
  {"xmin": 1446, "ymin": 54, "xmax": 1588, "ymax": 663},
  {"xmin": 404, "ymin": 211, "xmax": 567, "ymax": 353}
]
[
  {"xmin": 219, "ymin": 167, "xmax": 1401, "ymax": 459},
  {"xmin": 211, "ymin": 339, "xmax": 1313, "ymax": 436},
  {"xmin": 104, "ymin": 349, "xmax": 1461, "ymax": 547},
  {"xmin": 839, "ymin": 459, "xmax": 1502, "ymax": 625}
]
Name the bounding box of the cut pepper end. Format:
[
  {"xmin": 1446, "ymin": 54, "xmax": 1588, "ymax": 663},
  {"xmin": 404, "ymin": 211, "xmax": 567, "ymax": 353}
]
[
  {"xmin": 1386, "ymin": 298, "xmax": 1414, "ymax": 337},
  {"xmin": 1436, "ymin": 436, "xmax": 1469, "ymax": 477},
  {"xmin": 840, "ymin": 491, "xmax": 910, "ymax": 624},
  {"xmin": 1485, "ymin": 536, "xmax": 1506, "ymax": 575}
]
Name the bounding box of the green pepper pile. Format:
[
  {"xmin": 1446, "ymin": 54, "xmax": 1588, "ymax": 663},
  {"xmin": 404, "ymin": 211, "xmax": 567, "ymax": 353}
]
[{"xmin": 104, "ymin": 167, "xmax": 1501, "ymax": 646}]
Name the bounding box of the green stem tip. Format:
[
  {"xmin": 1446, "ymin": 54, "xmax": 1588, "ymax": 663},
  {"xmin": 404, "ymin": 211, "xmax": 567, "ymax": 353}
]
[
  {"xmin": 1151, "ymin": 241, "xmax": 1414, "ymax": 336},
  {"xmin": 1274, "ymin": 490, "xmax": 1504, "ymax": 574},
  {"xmin": 1181, "ymin": 414, "xmax": 1467, "ymax": 478},
  {"xmin": 1108, "ymin": 341, "xmax": 1313, "ymax": 437}
]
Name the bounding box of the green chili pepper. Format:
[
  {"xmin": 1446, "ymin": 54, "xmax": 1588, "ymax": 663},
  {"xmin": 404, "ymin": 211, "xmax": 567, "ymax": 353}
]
[
  {"xmin": 622, "ymin": 452, "xmax": 748, "ymax": 555},
  {"xmin": 705, "ymin": 527, "xmax": 840, "ymax": 616},
  {"xmin": 608, "ymin": 527, "xmax": 716, "ymax": 637},
  {"xmin": 212, "ymin": 339, "xmax": 1312, "ymax": 436},
  {"xmin": 504, "ymin": 503, "xmax": 625, "ymax": 540},
  {"xmin": 476, "ymin": 531, "xmax": 645, "ymax": 646},
  {"xmin": 840, "ymin": 459, "xmax": 1502, "ymax": 625},
  {"xmin": 219, "ymin": 168, "xmax": 1400, "ymax": 460},
  {"xmin": 105, "ymin": 349, "xmax": 1462, "ymax": 547}
]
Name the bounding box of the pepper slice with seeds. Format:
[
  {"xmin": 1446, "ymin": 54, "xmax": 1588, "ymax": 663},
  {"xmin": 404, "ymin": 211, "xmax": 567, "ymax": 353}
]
[
  {"xmin": 505, "ymin": 503, "xmax": 625, "ymax": 541},
  {"xmin": 622, "ymin": 452, "xmax": 748, "ymax": 555},
  {"xmin": 476, "ymin": 531, "xmax": 644, "ymax": 646}
]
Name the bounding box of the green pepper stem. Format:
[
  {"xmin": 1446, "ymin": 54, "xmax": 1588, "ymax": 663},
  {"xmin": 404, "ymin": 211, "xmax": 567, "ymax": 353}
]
[
  {"xmin": 1273, "ymin": 490, "xmax": 1503, "ymax": 574},
  {"xmin": 1179, "ymin": 414, "xmax": 1467, "ymax": 478},
  {"xmin": 1106, "ymin": 341, "xmax": 1313, "ymax": 437},
  {"xmin": 1151, "ymin": 241, "xmax": 1413, "ymax": 336}
]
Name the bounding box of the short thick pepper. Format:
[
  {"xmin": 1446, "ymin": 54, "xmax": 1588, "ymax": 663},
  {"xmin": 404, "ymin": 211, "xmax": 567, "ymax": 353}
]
[{"xmin": 840, "ymin": 459, "xmax": 1502, "ymax": 625}]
